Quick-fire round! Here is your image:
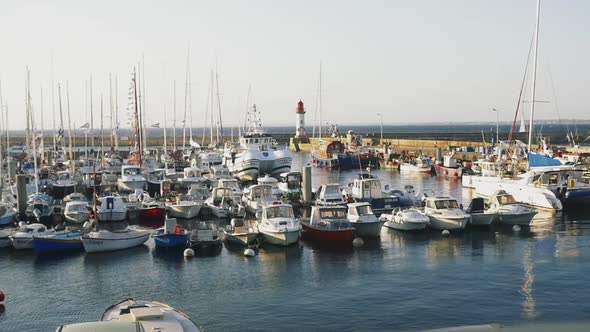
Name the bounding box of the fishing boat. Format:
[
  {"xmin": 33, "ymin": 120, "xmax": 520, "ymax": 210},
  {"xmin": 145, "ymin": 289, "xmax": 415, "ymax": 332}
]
[
  {"xmin": 380, "ymin": 208, "xmax": 430, "ymax": 231},
  {"xmin": 178, "ymin": 167, "xmax": 207, "ymax": 189},
  {"xmin": 346, "ymin": 202, "xmax": 384, "ymax": 237},
  {"xmin": 242, "ymin": 184, "xmax": 275, "ymax": 215},
  {"xmin": 9, "ymin": 223, "xmax": 56, "ymax": 250},
  {"xmin": 95, "ymin": 195, "xmax": 128, "ymax": 222},
  {"xmin": 32, "ymin": 230, "xmax": 83, "ymax": 254},
  {"xmin": 99, "ymin": 298, "xmax": 201, "ymax": 331},
  {"xmin": 187, "ymin": 222, "xmax": 222, "ymax": 253},
  {"xmin": 278, "ymin": 171, "xmax": 303, "ymax": 205},
  {"xmin": 433, "ymin": 154, "xmax": 463, "ymax": 178},
  {"xmin": 81, "ymin": 227, "xmax": 150, "ymax": 253},
  {"xmin": 302, "ymin": 205, "xmax": 354, "ymax": 243},
  {"xmin": 311, "ymin": 140, "xmax": 345, "ymax": 169},
  {"xmin": 64, "ymin": 200, "xmax": 90, "ymax": 224},
  {"xmin": 205, "ymin": 187, "xmax": 245, "ymax": 219},
  {"xmin": 258, "ymin": 202, "xmax": 301, "ymax": 246},
  {"xmin": 52, "ymin": 170, "xmax": 76, "ymax": 199},
  {"xmin": 0, "ymin": 203, "xmax": 16, "ymax": 226},
  {"xmin": 346, "ymin": 176, "xmax": 400, "ymax": 215},
  {"xmin": 465, "ymin": 197, "xmax": 496, "ymax": 226},
  {"xmin": 152, "ymin": 218, "xmax": 189, "ymax": 248},
  {"xmin": 399, "ymin": 156, "xmax": 433, "ymax": 174},
  {"xmin": 315, "ymin": 183, "xmax": 346, "ymax": 206},
  {"xmin": 223, "ymin": 104, "xmax": 292, "ymax": 180},
  {"xmin": 222, "ymin": 218, "xmax": 259, "ymax": 247},
  {"xmin": 117, "ymin": 165, "xmax": 146, "ymax": 192},
  {"xmin": 486, "ymin": 190, "xmax": 537, "ymax": 226},
  {"xmin": 423, "ymin": 196, "xmax": 471, "ymax": 231}
]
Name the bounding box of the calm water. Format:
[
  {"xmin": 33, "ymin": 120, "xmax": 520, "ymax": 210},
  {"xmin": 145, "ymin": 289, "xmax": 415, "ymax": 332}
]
[{"xmin": 1, "ymin": 153, "xmax": 590, "ymax": 331}]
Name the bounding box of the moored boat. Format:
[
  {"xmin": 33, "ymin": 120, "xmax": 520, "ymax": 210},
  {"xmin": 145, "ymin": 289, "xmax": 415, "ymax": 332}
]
[
  {"xmin": 222, "ymin": 218, "xmax": 259, "ymax": 247},
  {"xmin": 152, "ymin": 218, "xmax": 189, "ymax": 248},
  {"xmin": 81, "ymin": 228, "xmax": 150, "ymax": 253},
  {"xmin": 424, "ymin": 196, "xmax": 471, "ymax": 231},
  {"xmin": 302, "ymin": 205, "xmax": 354, "ymax": 243},
  {"xmin": 187, "ymin": 222, "xmax": 222, "ymax": 254},
  {"xmin": 346, "ymin": 202, "xmax": 384, "ymax": 237},
  {"xmin": 10, "ymin": 223, "xmax": 56, "ymax": 250},
  {"xmin": 380, "ymin": 208, "xmax": 430, "ymax": 231},
  {"xmin": 487, "ymin": 190, "xmax": 537, "ymax": 226},
  {"xmin": 400, "ymin": 156, "xmax": 433, "ymax": 174},
  {"xmin": 258, "ymin": 202, "xmax": 301, "ymax": 246},
  {"xmin": 96, "ymin": 195, "xmax": 128, "ymax": 222},
  {"xmin": 465, "ymin": 197, "xmax": 496, "ymax": 226},
  {"xmin": 117, "ymin": 165, "xmax": 146, "ymax": 192},
  {"xmin": 32, "ymin": 230, "xmax": 83, "ymax": 254}
]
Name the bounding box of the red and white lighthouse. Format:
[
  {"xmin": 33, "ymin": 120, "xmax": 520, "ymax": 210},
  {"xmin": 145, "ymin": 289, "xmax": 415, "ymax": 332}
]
[{"xmin": 295, "ymin": 100, "xmax": 306, "ymax": 138}]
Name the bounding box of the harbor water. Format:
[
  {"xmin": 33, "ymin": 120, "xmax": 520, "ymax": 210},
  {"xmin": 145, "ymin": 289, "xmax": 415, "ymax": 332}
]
[{"xmin": 1, "ymin": 153, "xmax": 590, "ymax": 331}]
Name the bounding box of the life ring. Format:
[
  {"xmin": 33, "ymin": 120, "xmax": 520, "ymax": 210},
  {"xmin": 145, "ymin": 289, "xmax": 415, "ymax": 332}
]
[{"xmin": 174, "ymin": 225, "xmax": 182, "ymax": 235}]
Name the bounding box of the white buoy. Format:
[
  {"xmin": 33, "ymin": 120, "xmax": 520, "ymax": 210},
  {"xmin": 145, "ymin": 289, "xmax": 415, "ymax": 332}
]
[
  {"xmin": 513, "ymin": 225, "xmax": 521, "ymax": 232},
  {"xmin": 243, "ymin": 248, "xmax": 256, "ymax": 257},
  {"xmin": 183, "ymin": 248, "xmax": 195, "ymax": 257},
  {"xmin": 352, "ymin": 237, "xmax": 364, "ymax": 247},
  {"xmin": 442, "ymin": 230, "xmax": 450, "ymax": 237}
]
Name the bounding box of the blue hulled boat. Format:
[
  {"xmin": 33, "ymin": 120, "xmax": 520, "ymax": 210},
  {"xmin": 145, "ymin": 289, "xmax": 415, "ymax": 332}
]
[
  {"xmin": 346, "ymin": 176, "xmax": 401, "ymax": 215},
  {"xmin": 32, "ymin": 231, "xmax": 83, "ymax": 254},
  {"xmin": 152, "ymin": 218, "xmax": 189, "ymax": 248}
]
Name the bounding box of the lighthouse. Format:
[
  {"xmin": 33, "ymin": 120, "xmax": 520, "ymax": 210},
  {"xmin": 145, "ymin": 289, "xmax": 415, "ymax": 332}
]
[{"xmin": 295, "ymin": 100, "xmax": 306, "ymax": 138}]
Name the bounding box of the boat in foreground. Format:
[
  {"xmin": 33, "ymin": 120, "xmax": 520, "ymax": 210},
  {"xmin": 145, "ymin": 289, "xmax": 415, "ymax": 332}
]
[
  {"xmin": 223, "ymin": 218, "xmax": 259, "ymax": 247},
  {"xmin": 486, "ymin": 190, "xmax": 537, "ymax": 226},
  {"xmin": 187, "ymin": 222, "xmax": 222, "ymax": 254},
  {"xmin": 82, "ymin": 228, "xmax": 150, "ymax": 253},
  {"xmin": 346, "ymin": 202, "xmax": 384, "ymax": 237},
  {"xmin": 10, "ymin": 223, "xmax": 56, "ymax": 250},
  {"xmin": 465, "ymin": 197, "xmax": 496, "ymax": 226},
  {"xmin": 32, "ymin": 230, "xmax": 83, "ymax": 254},
  {"xmin": 381, "ymin": 208, "xmax": 430, "ymax": 231},
  {"xmin": 423, "ymin": 196, "xmax": 471, "ymax": 231},
  {"xmin": 302, "ymin": 205, "xmax": 354, "ymax": 243},
  {"xmin": 152, "ymin": 218, "xmax": 189, "ymax": 248},
  {"xmin": 258, "ymin": 203, "xmax": 301, "ymax": 246}
]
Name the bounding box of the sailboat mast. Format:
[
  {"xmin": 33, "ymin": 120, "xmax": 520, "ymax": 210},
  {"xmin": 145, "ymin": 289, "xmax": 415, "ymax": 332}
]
[
  {"xmin": 114, "ymin": 76, "xmax": 119, "ymax": 150},
  {"xmin": 27, "ymin": 69, "xmax": 39, "ymax": 193},
  {"xmin": 527, "ymin": 0, "xmax": 541, "ymax": 153},
  {"xmin": 90, "ymin": 75, "xmax": 94, "ymax": 149},
  {"xmin": 109, "ymin": 74, "xmax": 114, "ymax": 148},
  {"xmin": 182, "ymin": 51, "xmax": 189, "ymax": 150},
  {"xmin": 51, "ymin": 53, "xmax": 57, "ymax": 154},
  {"xmin": 100, "ymin": 95, "xmax": 104, "ymax": 162},
  {"xmin": 318, "ymin": 62, "xmax": 323, "ymax": 138},
  {"xmin": 215, "ymin": 69, "xmax": 223, "ymax": 144},
  {"xmin": 66, "ymin": 82, "xmax": 73, "ymax": 167},
  {"xmin": 40, "ymin": 86, "xmax": 45, "ymax": 162},
  {"xmin": 58, "ymin": 83, "xmax": 65, "ymax": 153},
  {"xmin": 133, "ymin": 69, "xmax": 143, "ymax": 167},
  {"xmin": 210, "ymin": 71, "xmax": 214, "ymax": 145},
  {"xmin": 173, "ymin": 80, "xmax": 177, "ymax": 150}
]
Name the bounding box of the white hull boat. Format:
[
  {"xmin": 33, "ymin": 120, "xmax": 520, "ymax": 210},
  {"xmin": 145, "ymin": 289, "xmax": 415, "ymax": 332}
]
[
  {"xmin": 260, "ymin": 229, "xmax": 300, "ymax": 246},
  {"xmin": 381, "ymin": 208, "xmax": 430, "ymax": 231},
  {"xmin": 64, "ymin": 201, "xmax": 90, "ymax": 224},
  {"xmin": 82, "ymin": 228, "xmax": 150, "ymax": 253},
  {"xmin": 424, "ymin": 196, "xmax": 471, "ymax": 231},
  {"xmin": 10, "ymin": 223, "xmax": 56, "ymax": 250},
  {"xmin": 222, "ymin": 219, "xmax": 259, "ymax": 246},
  {"xmin": 347, "ymin": 202, "xmax": 384, "ymax": 237},
  {"xmin": 167, "ymin": 201, "xmax": 202, "ymax": 219},
  {"xmin": 258, "ymin": 203, "xmax": 301, "ymax": 246},
  {"xmin": 487, "ymin": 191, "xmax": 537, "ymax": 226}
]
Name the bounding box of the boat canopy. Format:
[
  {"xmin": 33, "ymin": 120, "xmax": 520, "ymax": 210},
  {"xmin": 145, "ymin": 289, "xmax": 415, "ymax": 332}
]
[{"xmin": 57, "ymin": 321, "xmax": 143, "ymax": 332}]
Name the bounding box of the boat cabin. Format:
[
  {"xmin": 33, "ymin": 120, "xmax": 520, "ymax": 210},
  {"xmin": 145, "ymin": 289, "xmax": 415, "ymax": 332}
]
[
  {"xmin": 424, "ymin": 197, "xmax": 461, "ymax": 211},
  {"xmin": 350, "ymin": 178, "xmax": 383, "ymax": 199},
  {"xmin": 490, "ymin": 191, "xmax": 518, "ymax": 206},
  {"xmin": 244, "ymin": 184, "xmax": 273, "ymax": 202},
  {"xmin": 122, "ymin": 165, "xmax": 142, "ymax": 177},
  {"xmin": 210, "ymin": 187, "xmax": 234, "ymax": 206},
  {"xmin": 183, "ymin": 167, "xmax": 202, "ymax": 178},
  {"xmin": 315, "ymin": 183, "xmax": 345, "ymax": 205},
  {"xmin": 263, "ymin": 203, "xmax": 294, "ymax": 220},
  {"xmin": 309, "ymin": 206, "xmax": 351, "ymax": 229},
  {"xmin": 347, "ymin": 202, "xmax": 375, "ymax": 217},
  {"xmin": 279, "ymin": 172, "xmax": 302, "ymax": 190},
  {"xmin": 56, "ymin": 170, "xmax": 73, "ymax": 182}
]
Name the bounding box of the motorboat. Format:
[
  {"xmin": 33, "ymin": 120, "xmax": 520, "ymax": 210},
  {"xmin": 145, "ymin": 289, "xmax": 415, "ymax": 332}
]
[
  {"xmin": 52, "ymin": 170, "xmax": 76, "ymax": 199},
  {"xmin": 25, "ymin": 194, "xmax": 54, "ymax": 226},
  {"xmin": 32, "ymin": 230, "xmax": 83, "ymax": 254},
  {"xmin": 64, "ymin": 200, "xmax": 90, "ymax": 224},
  {"xmin": 64, "ymin": 192, "xmax": 87, "ymax": 203},
  {"xmin": 138, "ymin": 199, "xmax": 166, "ymax": 229},
  {"xmin": 166, "ymin": 195, "xmax": 202, "ymax": 219},
  {"xmin": 178, "ymin": 167, "xmax": 207, "ymax": 189},
  {"xmin": 223, "ymin": 104, "xmax": 292, "ymax": 180},
  {"xmin": 380, "ymin": 208, "xmax": 430, "ymax": 231},
  {"xmin": 82, "ymin": 227, "xmax": 150, "ymax": 253},
  {"xmin": 346, "ymin": 202, "xmax": 384, "ymax": 237},
  {"xmin": 205, "ymin": 187, "xmax": 245, "ymax": 219},
  {"xmin": 145, "ymin": 168, "xmax": 166, "ymax": 196},
  {"xmin": 486, "ymin": 190, "xmax": 537, "ymax": 226},
  {"xmin": 465, "ymin": 197, "xmax": 496, "ymax": 226},
  {"xmin": 98, "ymin": 298, "xmax": 201, "ymax": 331},
  {"xmin": 152, "ymin": 218, "xmax": 190, "ymax": 248},
  {"xmin": 242, "ymin": 184, "xmax": 275, "ymax": 215},
  {"xmin": 187, "ymin": 222, "xmax": 222, "ymax": 253},
  {"xmin": 0, "ymin": 202, "xmax": 16, "ymax": 226},
  {"xmin": 302, "ymin": 205, "xmax": 354, "ymax": 243},
  {"xmin": 9, "ymin": 223, "xmax": 56, "ymax": 250},
  {"xmin": 204, "ymin": 164, "xmax": 232, "ymax": 188},
  {"xmin": 95, "ymin": 195, "xmax": 128, "ymax": 222},
  {"xmin": 278, "ymin": 171, "xmax": 303, "ymax": 205},
  {"xmin": 258, "ymin": 202, "xmax": 301, "ymax": 246},
  {"xmin": 217, "ymin": 178, "xmax": 243, "ymax": 202},
  {"xmin": 386, "ymin": 184, "xmax": 421, "ymax": 207},
  {"xmin": 399, "ymin": 156, "xmax": 433, "ymax": 173},
  {"xmin": 315, "ymin": 183, "xmax": 346, "ymax": 206},
  {"xmin": 222, "ymin": 218, "xmax": 259, "ymax": 247},
  {"xmin": 423, "ymin": 196, "xmax": 471, "ymax": 231},
  {"xmin": 117, "ymin": 165, "xmax": 146, "ymax": 192},
  {"xmin": 257, "ymin": 174, "xmax": 282, "ymax": 199},
  {"xmin": 346, "ymin": 176, "xmax": 400, "ymax": 215}
]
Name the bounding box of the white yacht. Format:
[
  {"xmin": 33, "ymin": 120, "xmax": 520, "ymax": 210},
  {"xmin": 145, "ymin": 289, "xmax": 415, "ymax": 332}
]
[
  {"xmin": 380, "ymin": 208, "xmax": 430, "ymax": 231},
  {"xmin": 315, "ymin": 183, "xmax": 346, "ymax": 206},
  {"xmin": 205, "ymin": 187, "xmax": 245, "ymax": 219},
  {"xmin": 222, "ymin": 218, "xmax": 259, "ymax": 247},
  {"xmin": 166, "ymin": 193, "xmax": 202, "ymax": 219},
  {"xmin": 64, "ymin": 200, "xmax": 90, "ymax": 224},
  {"xmin": 257, "ymin": 174, "xmax": 282, "ymax": 199},
  {"xmin": 242, "ymin": 184, "xmax": 275, "ymax": 215},
  {"xmin": 258, "ymin": 202, "xmax": 301, "ymax": 246},
  {"xmin": 423, "ymin": 196, "xmax": 471, "ymax": 231},
  {"xmin": 399, "ymin": 156, "xmax": 433, "ymax": 174},
  {"xmin": 96, "ymin": 196, "xmax": 128, "ymax": 222},
  {"xmin": 223, "ymin": 104, "xmax": 291, "ymax": 181},
  {"xmin": 178, "ymin": 167, "xmax": 207, "ymax": 189},
  {"xmin": 82, "ymin": 227, "xmax": 150, "ymax": 253},
  {"xmin": 487, "ymin": 190, "xmax": 537, "ymax": 226},
  {"xmin": 52, "ymin": 170, "xmax": 76, "ymax": 199},
  {"xmin": 346, "ymin": 202, "xmax": 384, "ymax": 237}
]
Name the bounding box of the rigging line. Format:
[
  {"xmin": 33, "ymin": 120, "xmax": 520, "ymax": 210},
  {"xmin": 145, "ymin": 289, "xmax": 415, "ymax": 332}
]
[
  {"xmin": 546, "ymin": 62, "xmax": 567, "ymax": 133},
  {"xmin": 509, "ymin": 32, "xmax": 536, "ymax": 146}
]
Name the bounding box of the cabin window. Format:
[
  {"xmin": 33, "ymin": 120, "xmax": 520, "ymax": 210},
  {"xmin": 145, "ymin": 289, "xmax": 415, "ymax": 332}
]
[
  {"xmin": 426, "ymin": 201, "xmax": 435, "ymax": 209},
  {"xmin": 498, "ymin": 195, "xmax": 516, "ymax": 205},
  {"xmin": 356, "ymin": 205, "xmax": 373, "ymax": 215},
  {"xmin": 320, "ymin": 209, "xmax": 346, "ymax": 219},
  {"xmin": 434, "ymin": 200, "xmax": 459, "ymax": 209}
]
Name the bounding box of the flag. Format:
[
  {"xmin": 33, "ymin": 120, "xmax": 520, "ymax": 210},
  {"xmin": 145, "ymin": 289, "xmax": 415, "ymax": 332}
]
[
  {"xmin": 151, "ymin": 123, "xmax": 160, "ymax": 128},
  {"xmin": 56, "ymin": 128, "xmax": 64, "ymax": 143},
  {"xmin": 80, "ymin": 122, "xmax": 90, "ymax": 129}
]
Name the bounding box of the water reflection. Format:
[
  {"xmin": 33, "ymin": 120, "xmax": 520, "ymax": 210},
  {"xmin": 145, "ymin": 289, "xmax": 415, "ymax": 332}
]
[{"xmin": 520, "ymin": 241, "xmax": 536, "ymax": 320}]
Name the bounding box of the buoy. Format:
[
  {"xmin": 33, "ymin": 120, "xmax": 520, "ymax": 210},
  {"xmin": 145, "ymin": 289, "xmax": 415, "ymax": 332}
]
[
  {"xmin": 18, "ymin": 221, "xmax": 26, "ymax": 228},
  {"xmin": 352, "ymin": 237, "xmax": 364, "ymax": 247},
  {"xmin": 0, "ymin": 291, "xmax": 4, "ymax": 302},
  {"xmin": 243, "ymin": 248, "xmax": 256, "ymax": 257},
  {"xmin": 183, "ymin": 248, "xmax": 195, "ymax": 257},
  {"xmin": 442, "ymin": 230, "xmax": 450, "ymax": 237},
  {"xmin": 513, "ymin": 225, "xmax": 521, "ymax": 232}
]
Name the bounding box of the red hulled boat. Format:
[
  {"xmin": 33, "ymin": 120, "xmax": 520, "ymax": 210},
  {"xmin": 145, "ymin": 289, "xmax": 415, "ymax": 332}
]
[
  {"xmin": 138, "ymin": 201, "xmax": 166, "ymax": 229},
  {"xmin": 302, "ymin": 205, "xmax": 354, "ymax": 243}
]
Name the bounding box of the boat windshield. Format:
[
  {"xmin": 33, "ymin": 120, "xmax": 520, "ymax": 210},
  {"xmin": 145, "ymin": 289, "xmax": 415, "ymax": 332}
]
[
  {"xmin": 319, "ymin": 208, "xmax": 347, "ymax": 219},
  {"xmin": 124, "ymin": 168, "xmax": 141, "ymax": 176},
  {"xmin": 265, "ymin": 206, "xmax": 293, "ymax": 219},
  {"xmin": 497, "ymin": 195, "xmax": 517, "ymax": 205},
  {"xmin": 324, "ymin": 185, "xmax": 340, "ymax": 195},
  {"xmin": 286, "ymin": 174, "xmax": 301, "ymax": 189},
  {"xmin": 355, "ymin": 204, "xmax": 373, "ymax": 215},
  {"xmin": 434, "ymin": 200, "xmax": 459, "ymax": 209},
  {"xmin": 68, "ymin": 204, "xmax": 88, "ymax": 212}
]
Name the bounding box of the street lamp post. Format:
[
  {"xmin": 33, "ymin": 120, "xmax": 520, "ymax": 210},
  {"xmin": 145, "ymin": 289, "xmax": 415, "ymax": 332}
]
[
  {"xmin": 492, "ymin": 108, "xmax": 500, "ymax": 145},
  {"xmin": 377, "ymin": 113, "xmax": 383, "ymax": 145}
]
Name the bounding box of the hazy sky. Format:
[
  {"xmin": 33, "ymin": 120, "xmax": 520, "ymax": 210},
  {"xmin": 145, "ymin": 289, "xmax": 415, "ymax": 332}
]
[{"xmin": 0, "ymin": 0, "xmax": 589, "ymax": 131}]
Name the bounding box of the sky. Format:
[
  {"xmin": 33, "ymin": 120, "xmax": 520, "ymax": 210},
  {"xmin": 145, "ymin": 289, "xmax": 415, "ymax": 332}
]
[{"xmin": 0, "ymin": 0, "xmax": 589, "ymax": 131}]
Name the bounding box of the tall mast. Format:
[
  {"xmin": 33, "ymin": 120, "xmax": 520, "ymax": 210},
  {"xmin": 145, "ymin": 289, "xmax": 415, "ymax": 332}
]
[
  {"xmin": 58, "ymin": 83, "xmax": 65, "ymax": 153},
  {"xmin": 173, "ymin": 80, "xmax": 177, "ymax": 150},
  {"xmin": 133, "ymin": 68, "xmax": 143, "ymax": 167},
  {"xmin": 318, "ymin": 62, "xmax": 323, "ymax": 138},
  {"xmin": 109, "ymin": 74, "xmax": 114, "ymax": 148},
  {"xmin": 182, "ymin": 50, "xmax": 189, "ymax": 150},
  {"xmin": 51, "ymin": 53, "xmax": 57, "ymax": 154},
  {"xmin": 114, "ymin": 76, "xmax": 119, "ymax": 150},
  {"xmin": 27, "ymin": 68, "xmax": 39, "ymax": 193},
  {"xmin": 40, "ymin": 86, "xmax": 45, "ymax": 162},
  {"xmin": 100, "ymin": 95, "xmax": 104, "ymax": 162},
  {"xmin": 141, "ymin": 57, "xmax": 147, "ymax": 155},
  {"xmin": 527, "ymin": 0, "xmax": 541, "ymax": 153},
  {"xmin": 90, "ymin": 75, "xmax": 94, "ymax": 149},
  {"xmin": 66, "ymin": 82, "xmax": 73, "ymax": 168},
  {"xmin": 209, "ymin": 71, "xmax": 214, "ymax": 144},
  {"xmin": 215, "ymin": 68, "xmax": 223, "ymax": 144}
]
